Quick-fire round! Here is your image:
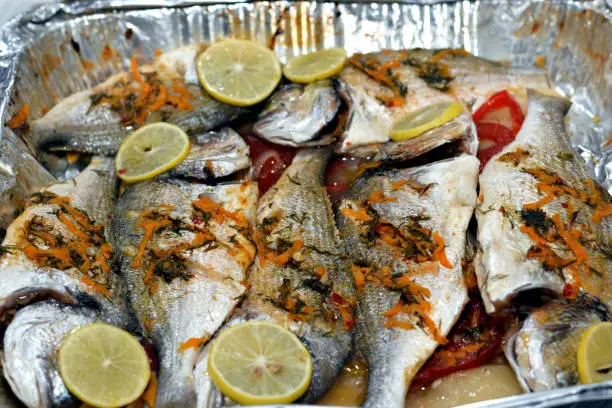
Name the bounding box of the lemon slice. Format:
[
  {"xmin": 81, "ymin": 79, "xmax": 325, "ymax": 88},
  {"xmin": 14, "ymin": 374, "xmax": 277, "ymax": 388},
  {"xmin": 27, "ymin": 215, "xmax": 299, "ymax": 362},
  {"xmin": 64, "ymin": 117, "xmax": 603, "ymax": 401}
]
[
  {"xmin": 578, "ymin": 322, "xmax": 612, "ymax": 384},
  {"xmin": 197, "ymin": 39, "xmax": 281, "ymax": 107},
  {"xmin": 208, "ymin": 321, "xmax": 312, "ymax": 405},
  {"xmin": 59, "ymin": 323, "xmax": 151, "ymax": 408},
  {"xmin": 283, "ymin": 47, "xmax": 347, "ymax": 83},
  {"xmin": 390, "ymin": 101, "xmax": 463, "ymax": 141},
  {"xmin": 115, "ymin": 122, "xmax": 190, "ymax": 183}
]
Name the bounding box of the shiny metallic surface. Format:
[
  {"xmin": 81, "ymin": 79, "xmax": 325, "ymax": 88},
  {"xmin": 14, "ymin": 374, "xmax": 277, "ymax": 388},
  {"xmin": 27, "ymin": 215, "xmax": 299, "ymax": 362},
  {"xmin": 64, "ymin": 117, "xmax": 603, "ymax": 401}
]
[{"xmin": 0, "ymin": 1, "xmax": 610, "ymax": 407}]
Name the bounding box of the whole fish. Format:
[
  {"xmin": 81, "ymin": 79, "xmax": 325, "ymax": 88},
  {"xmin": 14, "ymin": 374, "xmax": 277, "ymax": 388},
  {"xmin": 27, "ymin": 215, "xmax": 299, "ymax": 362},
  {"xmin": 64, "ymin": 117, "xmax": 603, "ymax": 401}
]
[
  {"xmin": 28, "ymin": 45, "xmax": 247, "ymax": 155},
  {"xmin": 0, "ymin": 128, "xmax": 55, "ymax": 237},
  {"xmin": 170, "ymin": 127, "xmax": 251, "ymax": 180},
  {"xmin": 113, "ymin": 177, "xmax": 258, "ymax": 407},
  {"xmin": 0, "ymin": 157, "xmax": 126, "ymax": 407},
  {"xmin": 194, "ymin": 148, "xmax": 355, "ymax": 405},
  {"xmin": 475, "ymin": 89, "xmax": 612, "ymax": 314},
  {"xmin": 337, "ymin": 155, "xmax": 479, "ymax": 408},
  {"xmin": 336, "ymin": 50, "xmax": 477, "ymax": 161},
  {"xmin": 505, "ymin": 297, "xmax": 609, "ymax": 392},
  {"xmin": 253, "ymin": 80, "xmax": 341, "ymax": 147}
]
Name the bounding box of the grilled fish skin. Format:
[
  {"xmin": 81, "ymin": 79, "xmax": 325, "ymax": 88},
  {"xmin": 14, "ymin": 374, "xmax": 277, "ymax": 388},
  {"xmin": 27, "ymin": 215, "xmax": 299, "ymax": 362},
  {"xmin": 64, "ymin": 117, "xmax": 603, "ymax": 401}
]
[
  {"xmin": 0, "ymin": 157, "xmax": 126, "ymax": 408},
  {"xmin": 337, "ymin": 155, "xmax": 479, "ymax": 408},
  {"xmin": 253, "ymin": 80, "xmax": 341, "ymax": 147},
  {"xmin": 28, "ymin": 45, "xmax": 247, "ymax": 156},
  {"xmin": 0, "ymin": 128, "xmax": 55, "ymax": 238},
  {"xmin": 335, "ymin": 51, "xmax": 476, "ymax": 161},
  {"xmin": 475, "ymin": 89, "xmax": 612, "ymax": 314},
  {"xmin": 193, "ymin": 148, "xmax": 355, "ymax": 406},
  {"xmin": 505, "ymin": 297, "xmax": 609, "ymax": 392},
  {"xmin": 170, "ymin": 128, "xmax": 251, "ymax": 180},
  {"xmin": 114, "ymin": 177, "xmax": 258, "ymax": 407}
]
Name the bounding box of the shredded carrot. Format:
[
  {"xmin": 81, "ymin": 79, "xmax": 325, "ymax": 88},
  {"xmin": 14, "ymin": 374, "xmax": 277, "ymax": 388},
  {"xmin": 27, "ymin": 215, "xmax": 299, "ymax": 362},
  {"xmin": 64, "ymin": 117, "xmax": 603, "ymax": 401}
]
[
  {"xmin": 7, "ymin": 105, "xmax": 30, "ymax": 128},
  {"xmin": 383, "ymin": 318, "xmax": 414, "ymax": 330},
  {"xmin": 144, "ymin": 318, "xmax": 154, "ymax": 332},
  {"xmin": 382, "ymin": 299, "xmax": 404, "ymax": 317},
  {"xmin": 268, "ymin": 240, "xmax": 304, "ymax": 265},
  {"xmin": 81, "ymin": 275, "xmax": 112, "ymax": 297},
  {"xmin": 367, "ymin": 190, "xmax": 398, "ymax": 204},
  {"xmin": 341, "ymin": 206, "xmax": 372, "ymax": 222},
  {"xmin": 150, "ymin": 85, "xmax": 167, "ymax": 111},
  {"xmin": 551, "ymin": 213, "xmax": 587, "ymax": 264},
  {"xmin": 478, "ymin": 193, "xmax": 484, "ymax": 202},
  {"xmin": 391, "ymin": 180, "xmax": 408, "ymax": 191},
  {"xmin": 132, "ymin": 217, "xmax": 171, "ymax": 268},
  {"xmin": 154, "ymin": 48, "xmax": 163, "ymax": 57},
  {"xmin": 302, "ymin": 305, "xmax": 317, "ymax": 314},
  {"xmin": 130, "ymin": 56, "xmax": 145, "ymax": 84},
  {"xmin": 177, "ymin": 336, "xmax": 209, "ymax": 352},
  {"xmin": 592, "ymin": 204, "xmax": 612, "ymax": 222},
  {"xmin": 432, "ymin": 233, "xmax": 453, "ymax": 269},
  {"xmin": 284, "ymin": 297, "xmax": 297, "ymax": 311},
  {"xmin": 171, "ymin": 83, "xmax": 194, "ymax": 100},
  {"xmin": 141, "ymin": 372, "xmax": 158, "ymax": 407},
  {"xmin": 519, "ymin": 226, "xmax": 550, "ymax": 248},
  {"xmin": 315, "ymin": 266, "xmax": 327, "ymax": 279},
  {"xmin": 351, "ymin": 264, "xmax": 367, "ymax": 288}
]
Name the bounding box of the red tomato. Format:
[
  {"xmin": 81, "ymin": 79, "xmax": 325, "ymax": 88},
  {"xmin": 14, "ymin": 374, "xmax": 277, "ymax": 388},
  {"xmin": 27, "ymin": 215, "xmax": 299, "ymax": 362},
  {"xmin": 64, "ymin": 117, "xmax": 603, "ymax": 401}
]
[
  {"xmin": 241, "ymin": 134, "xmax": 296, "ymax": 193},
  {"xmin": 325, "ymin": 156, "xmax": 363, "ymax": 202},
  {"xmin": 475, "ymin": 122, "xmax": 515, "ymax": 169},
  {"xmin": 412, "ymin": 296, "xmax": 503, "ymax": 386},
  {"xmin": 139, "ymin": 338, "xmax": 159, "ymax": 373}
]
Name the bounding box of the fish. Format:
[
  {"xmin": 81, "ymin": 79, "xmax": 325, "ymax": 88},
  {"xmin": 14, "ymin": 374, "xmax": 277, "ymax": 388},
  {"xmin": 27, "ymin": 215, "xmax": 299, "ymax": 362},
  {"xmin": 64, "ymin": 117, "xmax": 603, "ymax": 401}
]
[
  {"xmin": 194, "ymin": 148, "xmax": 356, "ymax": 405},
  {"xmin": 475, "ymin": 89, "xmax": 612, "ymax": 314},
  {"xmin": 335, "ymin": 51, "xmax": 477, "ymax": 161},
  {"xmin": 170, "ymin": 127, "xmax": 251, "ymax": 180},
  {"xmin": 0, "ymin": 128, "xmax": 55, "ymax": 237},
  {"xmin": 113, "ymin": 177, "xmax": 258, "ymax": 407},
  {"xmin": 336, "ymin": 155, "xmax": 479, "ymax": 408},
  {"xmin": 253, "ymin": 80, "xmax": 341, "ymax": 147},
  {"xmin": 505, "ymin": 296, "xmax": 609, "ymax": 392},
  {"xmin": 0, "ymin": 156, "xmax": 127, "ymax": 407},
  {"xmin": 28, "ymin": 45, "xmax": 248, "ymax": 156},
  {"xmin": 36, "ymin": 151, "xmax": 91, "ymax": 181}
]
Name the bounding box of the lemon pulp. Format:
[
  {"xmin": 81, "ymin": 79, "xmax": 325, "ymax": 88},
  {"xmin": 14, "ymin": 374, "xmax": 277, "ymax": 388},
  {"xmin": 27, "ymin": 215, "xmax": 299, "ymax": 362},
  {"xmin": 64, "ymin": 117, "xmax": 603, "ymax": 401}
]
[
  {"xmin": 197, "ymin": 39, "xmax": 281, "ymax": 107},
  {"xmin": 59, "ymin": 323, "xmax": 151, "ymax": 408},
  {"xmin": 578, "ymin": 322, "xmax": 612, "ymax": 384},
  {"xmin": 283, "ymin": 47, "xmax": 347, "ymax": 83},
  {"xmin": 115, "ymin": 122, "xmax": 190, "ymax": 183},
  {"xmin": 390, "ymin": 101, "xmax": 463, "ymax": 141},
  {"xmin": 208, "ymin": 321, "xmax": 312, "ymax": 405}
]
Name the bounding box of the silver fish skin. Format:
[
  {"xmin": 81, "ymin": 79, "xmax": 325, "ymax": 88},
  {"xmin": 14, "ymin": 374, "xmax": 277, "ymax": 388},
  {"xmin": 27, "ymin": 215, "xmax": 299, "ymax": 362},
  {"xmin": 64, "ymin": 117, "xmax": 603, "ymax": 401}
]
[
  {"xmin": 253, "ymin": 80, "xmax": 341, "ymax": 147},
  {"xmin": 113, "ymin": 177, "xmax": 258, "ymax": 407},
  {"xmin": 400, "ymin": 48, "xmax": 550, "ymax": 110},
  {"xmin": 170, "ymin": 128, "xmax": 251, "ymax": 180},
  {"xmin": 0, "ymin": 157, "xmax": 126, "ymax": 408},
  {"xmin": 194, "ymin": 148, "xmax": 355, "ymax": 406},
  {"xmin": 337, "ymin": 155, "xmax": 479, "ymax": 408},
  {"xmin": 0, "ymin": 128, "xmax": 55, "ymax": 236},
  {"xmin": 505, "ymin": 297, "xmax": 609, "ymax": 392},
  {"xmin": 475, "ymin": 90, "xmax": 612, "ymax": 314},
  {"xmin": 336, "ymin": 51, "xmax": 476, "ymax": 161},
  {"xmin": 28, "ymin": 45, "xmax": 247, "ymax": 155}
]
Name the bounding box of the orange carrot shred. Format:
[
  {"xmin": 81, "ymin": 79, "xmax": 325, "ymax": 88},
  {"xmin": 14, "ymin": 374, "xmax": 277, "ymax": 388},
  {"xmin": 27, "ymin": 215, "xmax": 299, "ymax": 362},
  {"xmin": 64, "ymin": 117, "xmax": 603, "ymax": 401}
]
[
  {"xmin": 81, "ymin": 275, "xmax": 112, "ymax": 297},
  {"xmin": 7, "ymin": 105, "xmax": 30, "ymax": 128},
  {"xmin": 432, "ymin": 233, "xmax": 453, "ymax": 269},
  {"xmin": 141, "ymin": 372, "xmax": 158, "ymax": 407},
  {"xmin": 177, "ymin": 336, "xmax": 209, "ymax": 352},
  {"xmin": 382, "ymin": 300, "xmax": 404, "ymax": 317}
]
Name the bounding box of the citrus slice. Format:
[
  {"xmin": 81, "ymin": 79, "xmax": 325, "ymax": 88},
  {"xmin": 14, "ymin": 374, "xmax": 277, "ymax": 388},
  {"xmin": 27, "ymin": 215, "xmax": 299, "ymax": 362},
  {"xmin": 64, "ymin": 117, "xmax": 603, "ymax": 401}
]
[
  {"xmin": 283, "ymin": 47, "xmax": 347, "ymax": 83},
  {"xmin": 59, "ymin": 323, "xmax": 151, "ymax": 408},
  {"xmin": 208, "ymin": 321, "xmax": 312, "ymax": 405},
  {"xmin": 390, "ymin": 101, "xmax": 464, "ymax": 141},
  {"xmin": 578, "ymin": 322, "xmax": 612, "ymax": 384},
  {"xmin": 115, "ymin": 122, "xmax": 190, "ymax": 183},
  {"xmin": 197, "ymin": 39, "xmax": 281, "ymax": 107}
]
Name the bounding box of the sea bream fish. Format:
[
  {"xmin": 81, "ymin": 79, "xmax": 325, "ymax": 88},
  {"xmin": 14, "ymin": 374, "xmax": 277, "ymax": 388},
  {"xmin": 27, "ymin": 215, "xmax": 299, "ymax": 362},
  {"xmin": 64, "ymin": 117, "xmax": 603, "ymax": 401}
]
[
  {"xmin": 253, "ymin": 80, "xmax": 341, "ymax": 147},
  {"xmin": 113, "ymin": 176, "xmax": 258, "ymax": 407},
  {"xmin": 194, "ymin": 148, "xmax": 356, "ymax": 405},
  {"xmin": 336, "ymin": 155, "xmax": 479, "ymax": 408},
  {"xmin": 475, "ymin": 89, "xmax": 612, "ymax": 314},
  {"xmin": 28, "ymin": 44, "xmax": 248, "ymax": 155},
  {"xmin": 170, "ymin": 127, "xmax": 251, "ymax": 180},
  {"xmin": 0, "ymin": 157, "xmax": 127, "ymax": 408},
  {"xmin": 336, "ymin": 50, "xmax": 477, "ymax": 161}
]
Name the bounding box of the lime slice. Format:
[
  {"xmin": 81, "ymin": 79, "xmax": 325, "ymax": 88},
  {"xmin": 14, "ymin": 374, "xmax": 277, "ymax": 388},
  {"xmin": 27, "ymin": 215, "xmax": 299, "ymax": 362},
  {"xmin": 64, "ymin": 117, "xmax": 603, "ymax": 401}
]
[
  {"xmin": 208, "ymin": 321, "xmax": 312, "ymax": 405},
  {"xmin": 197, "ymin": 39, "xmax": 281, "ymax": 107},
  {"xmin": 115, "ymin": 122, "xmax": 190, "ymax": 183},
  {"xmin": 578, "ymin": 322, "xmax": 612, "ymax": 384},
  {"xmin": 283, "ymin": 47, "xmax": 347, "ymax": 83},
  {"xmin": 59, "ymin": 323, "xmax": 151, "ymax": 408},
  {"xmin": 390, "ymin": 101, "xmax": 463, "ymax": 141}
]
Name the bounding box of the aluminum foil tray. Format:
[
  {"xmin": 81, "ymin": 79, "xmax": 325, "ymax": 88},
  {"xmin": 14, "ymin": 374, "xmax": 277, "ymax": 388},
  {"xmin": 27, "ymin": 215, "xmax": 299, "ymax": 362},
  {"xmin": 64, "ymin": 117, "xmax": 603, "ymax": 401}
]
[{"xmin": 0, "ymin": 1, "xmax": 611, "ymax": 407}]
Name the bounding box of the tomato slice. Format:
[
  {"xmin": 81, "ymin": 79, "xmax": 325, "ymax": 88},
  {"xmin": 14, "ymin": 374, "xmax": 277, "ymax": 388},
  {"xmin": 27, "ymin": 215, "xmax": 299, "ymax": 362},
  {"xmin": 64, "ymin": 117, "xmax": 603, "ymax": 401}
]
[
  {"xmin": 472, "ymin": 90, "xmax": 525, "ymax": 135},
  {"xmin": 412, "ymin": 295, "xmax": 503, "ymax": 386},
  {"xmin": 475, "ymin": 122, "xmax": 515, "ymax": 169},
  {"xmin": 325, "ymin": 156, "xmax": 363, "ymax": 202},
  {"xmin": 241, "ymin": 134, "xmax": 296, "ymax": 193}
]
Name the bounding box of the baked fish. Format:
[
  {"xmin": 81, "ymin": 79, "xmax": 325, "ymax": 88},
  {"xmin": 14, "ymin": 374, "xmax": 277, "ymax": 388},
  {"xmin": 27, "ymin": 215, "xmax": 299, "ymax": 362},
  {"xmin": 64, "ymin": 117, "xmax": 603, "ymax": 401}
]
[
  {"xmin": 28, "ymin": 45, "xmax": 247, "ymax": 155},
  {"xmin": 475, "ymin": 89, "xmax": 612, "ymax": 314},
  {"xmin": 194, "ymin": 148, "xmax": 355, "ymax": 405},
  {"xmin": 114, "ymin": 177, "xmax": 257, "ymax": 407},
  {"xmin": 253, "ymin": 80, "xmax": 341, "ymax": 147},
  {"xmin": 337, "ymin": 155, "xmax": 479, "ymax": 408},
  {"xmin": 0, "ymin": 157, "xmax": 126, "ymax": 407}
]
